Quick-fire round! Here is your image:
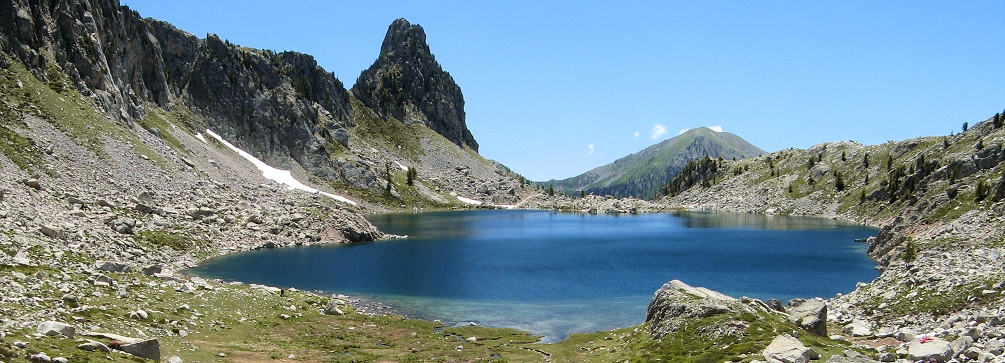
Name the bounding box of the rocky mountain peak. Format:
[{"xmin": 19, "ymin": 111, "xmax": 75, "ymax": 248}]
[
  {"xmin": 352, "ymin": 18, "xmax": 478, "ymax": 152},
  {"xmin": 380, "ymin": 18, "xmax": 430, "ymax": 57}
]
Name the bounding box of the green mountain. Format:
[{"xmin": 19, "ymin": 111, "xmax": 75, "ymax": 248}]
[{"xmin": 545, "ymin": 127, "xmax": 766, "ymax": 199}]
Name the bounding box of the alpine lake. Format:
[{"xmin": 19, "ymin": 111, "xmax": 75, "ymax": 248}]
[{"xmin": 189, "ymin": 210, "xmax": 880, "ymax": 343}]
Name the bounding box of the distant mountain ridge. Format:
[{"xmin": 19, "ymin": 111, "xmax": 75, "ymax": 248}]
[{"xmin": 545, "ymin": 127, "xmax": 766, "ymax": 199}]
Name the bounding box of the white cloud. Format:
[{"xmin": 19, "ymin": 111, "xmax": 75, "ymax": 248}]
[
  {"xmin": 633, "ymin": 131, "xmax": 640, "ymax": 138},
  {"xmin": 587, "ymin": 143, "xmax": 595, "ymax": 155},
  {"xmin": 709, "ymin": 125, "xmax": 723, "ymax": 132},
  {"xmin": 678, "ymin": 128, "xmax": 689, "ymax": 135},
  {"xmin": 651, "ymin": 124, "xmax": 668, "ymax": 139}
]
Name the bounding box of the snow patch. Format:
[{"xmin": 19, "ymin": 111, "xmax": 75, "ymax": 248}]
[
  {"xmin": 195, "ymin": 133, "xmax": 207, "ymax": 143},
  {"xmin": 393, "ymin": 161, "xmax": 408, "ymax": 171},
  {"xmin": 203, "ymin": 129, "xmax": 357, "ymax": 206},
  {"xmin": 455, "ymin": 196, "xmax": 483, "ymax": 205}
]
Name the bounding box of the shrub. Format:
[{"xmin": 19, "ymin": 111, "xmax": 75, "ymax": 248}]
[
  {"xmin": 835, "ymin": 172, "xmax": 845, "ymax": 191},
  {"xmin": 976, "ymin": 179, "xmax": 991, "ymax": 202},
  {"xmin": 406, "ymin": 166, "xmax": 417, "ymax": 186},
  {"xmin": 901, "ymin": 240, "xmax": 917, "ymax": 262}
]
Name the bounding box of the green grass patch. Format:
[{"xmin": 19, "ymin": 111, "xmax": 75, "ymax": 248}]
[
  {"xmin": 138, "ymin": 107, "xmax": 188, "ymax": 154},
  {"xmin": 0, "ymin": 57, "xmax": 170, "ymax": 169}
]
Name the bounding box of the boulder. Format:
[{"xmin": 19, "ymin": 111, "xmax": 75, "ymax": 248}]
[
  {"xmin": 842, "ymin": 321, "xmax": 872, "ymax": 337},
  {"xmin": 77, "ymin": 340, "xmax": 111, "ymax": 353},
  {"xmin": 907, "ymin": 338, "xmax": 952, "ymax": 363},
  {"xmin": 646, "ymin": 280, "xmax": 741, "ymax": 341},
  {"xmin": 36, "ymin": 321, "xmax": 75, "ymax": 337},
  {"xmin": 322, "ymin": 301, "xmax": 345, "ymax": 315},
  {"xmin": 97, "ymin": 261, "xmax": 133, "ymax": 273},
  {"xmin": 117, "ymin": 338, "xmax": 160, "ymax": 361},
  {"xmin": 762, "ymin": 334, "xmax": 819, "ymax": 363},
  {"xmin": 141, "ymin": 265, "xmax": 163, "ymax": 275},
  {"xmin": 788, "ymin": 299, "xmax": 827, "ymax": 336},
  {"xmin": 950, "ymin": 336, "xmax": 973, "ymax": 357},
  {"xmin": 24, "ymin": 179, "xmax": 41, "ymax": 190},
  {"xmin": 39, "ymin": 224, "xmax": 64, "ymax": 239},
  {"xmin": 766, "ymin": 298, "xmax": 785, "ymax": 312}
]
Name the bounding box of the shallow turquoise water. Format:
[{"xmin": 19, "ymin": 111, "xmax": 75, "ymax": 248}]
[{"xmin": 190, "ymin": 210, "xmax": 879, "ymax": 342}]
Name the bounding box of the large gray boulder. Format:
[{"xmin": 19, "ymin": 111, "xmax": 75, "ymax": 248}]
[
  {"xmin": 907, "ymin": 338, "xmax": 952, "ymax": 363},
  {"xmin": 117, "ymin": 338, "xmax": 160, "ymax": 361},
  {"xmin": 36, "ymin": 321, "xmax": 75, "ymax": 338},
  {"xmin": 788, "ymin": 299, "xmax": 828, "ymax": 336},
  {"xmin": 763, "ymin": 334, "xmax": 819, "ymax": 363},
  {"xmin": 646, "ymin": 280, "xmax": 745, "ymax": 341}
]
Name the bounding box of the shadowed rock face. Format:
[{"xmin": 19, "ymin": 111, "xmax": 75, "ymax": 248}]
[
  {"xmin": 0, "ymin": 0, "xmax": 354, "ymax": 180},
  {"xmin": 351, "ymin": 18, "xmax": 478, "ymax": 152}
]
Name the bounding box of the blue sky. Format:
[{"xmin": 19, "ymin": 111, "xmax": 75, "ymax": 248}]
[{"xmin": 120, "ymin": 0, "xmax": 1005, "ymax": 181}]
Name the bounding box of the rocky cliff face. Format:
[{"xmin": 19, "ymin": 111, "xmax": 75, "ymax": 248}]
[
  {"xmin": 0, "ymin": 0, "xmax": 355, "ymax": 180},
  {"xmin": 351, "ymin": 18, "xmax": 478, "ymax": 152}
]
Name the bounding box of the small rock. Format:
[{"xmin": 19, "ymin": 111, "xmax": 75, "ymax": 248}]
[
  {"xmin": 843, "ymin": 321, "xmax": 872, "ymax": 337},
  {"xmin": 288, "ymin": 354, "xmax": 296, "ymax": 359},
  {"xmin": 465, "ymin": 336, "xmax": 477, "ymax": 342},
  {"xmin": 14, "ymin": 341, "xmax": 29, "ymax": 348},
  {"xmin": 168, "ymin": 356, "xmax": 183, "ymax": 363},
  {"xmin": 218, "ymin": 353, "xmax": 227, "ymax": 357},
  {"xmin": 52, "ymin": 357, "xmax": 68, "ymax": 363}
]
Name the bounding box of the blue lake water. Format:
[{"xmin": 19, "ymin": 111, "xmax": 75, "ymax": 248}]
[{"xmin": 189, "ymin": 210, "xmax": 880, "ymax": 342}]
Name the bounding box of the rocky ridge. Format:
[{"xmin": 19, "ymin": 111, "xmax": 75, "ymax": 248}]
[{"xmin": 661, "ymin": 112, "xmax": 1005, "ymax": 363}]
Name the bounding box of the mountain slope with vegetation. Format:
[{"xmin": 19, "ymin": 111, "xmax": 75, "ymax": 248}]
[
  {"xmin": 660, "ymin": 111, "xmax": 1005, "ymax": 355},
  {"xmin": 545, "ymin": 127, "xmax": 765, "ymax": 199}
]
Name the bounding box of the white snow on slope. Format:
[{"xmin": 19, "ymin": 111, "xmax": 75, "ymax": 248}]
[
  {"xmin": 393, "ymin": 160, "xmax": 408, "ymax": 171},
  {"xmin": 455, "ymin": 196, "xmax": 483, "ymax": 205},
  {"xmin": 203, "ymin": 129, "xmax": 357, "ymax": 206},
  {"xmin": 195, "ymin": 133, "xmax": 207, "ymax": 143}
]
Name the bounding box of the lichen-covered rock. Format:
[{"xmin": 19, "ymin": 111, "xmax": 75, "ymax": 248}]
[
  {"xmin": 645, "ymin": 279, "xmax": 752, "ymax": 341},
  {"xmin": 788, "ymin": 299, "xmax": 828, "ymax": 336},
  {"xmin": 762, "ymin": 334, "xmax": 819, "ymax": 363}
]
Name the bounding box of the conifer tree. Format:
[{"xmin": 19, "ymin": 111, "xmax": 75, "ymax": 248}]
[
  {"xmin": 886, "ymin": 155, "xmax": 893, "ymax": 171},
  {"xmin": 863, "ymin": 153, "xmax": 869, "ymax": 168},
  {"xmin": 841, "ymin": 151, "xmax": 846, "ymax": 162},
  {"xmin": 963, "ymin": 122, "xmax": 968, "ymax": 132}
]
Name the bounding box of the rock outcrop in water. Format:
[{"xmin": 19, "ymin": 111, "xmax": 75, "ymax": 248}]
[{"xmin": 351, "ymin": 18, "xmax": 478, "ymax": 151}]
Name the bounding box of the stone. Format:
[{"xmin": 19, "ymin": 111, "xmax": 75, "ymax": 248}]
[
  {"xmin": 97, "ymin": 261, "xmax": 133, "ymax": 273},
  {"xmin": 322, "ymin": 301, "xmax": 345, "ymax": 315},
  {"xmin": 77, "ymin": 340, "xmax": 111, "ymax": 353},
  {"xmin": 766, "ymin": 298, "xmax": 785, "ymax": 312},
  {"xmin": 141, "ymin": 265, "xmax": 163, "ymax": 275},
  {"xmin": 168, "ymin": 356, "xmax": 183, "ymax": 363},
  {"xmin": 128, "ymin": 310, "xmax": 149, "ymax": 320},
  {"xmin": 762, "ymin": 334, "xmax": 819, "ymax": 363},
  {"xmin": 52, "ymin": 357, "xmax": 68, "ymax": 363},
  {"xmin": 29, "ymin": 352, "xmax": 51, "ymax": 362},
  {"xmin": 465, "ymin": 336, "xmax": 477, "ymax": 342},
  {"xmin": 117, "ymin": 338, "xmax": 160, "ymax": 361},
  {"xmin": 788, "ymin": 299, "xmax": 827, "ymax": 336},
  {"xmin": 876, "ymin": 352, "xmax": 896, "ymax": 362},
  {"xmin": 896, "ymin": 328, "xmax": 916, "ymax": 342},
  {"xmin": 36, "ymin": 321, "xmax": 75, "ymax": 337},
  {"xmin": 24, "ymin": 179, "xmax": 41, "ymax": 190},
  {"xmin": 951, "ymin": 336, "xmax": 973, "ymax": 356},
  {"xmin": 39, "ymin": 224, "xmax": 64, "ymax": 239},
  {"xmin": 843, "ymin": 321, "xmax": 872, "ymax": 337},
  {"xmin": 907, "ymin": 338, "xmax": 952, "ymax": 363}
]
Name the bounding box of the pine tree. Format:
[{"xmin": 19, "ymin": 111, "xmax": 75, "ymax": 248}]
[
  {"xmin": 580, "ymin": 190, "xmax": 586, "ymax": 198},
  {"xmin": 547, "ymin": 184, "xmax": 555, "ymax": 197},
  {"xmin": 994, "ymin": 113, "xmax": 1001, "ymax": 129},
  {"xmin": 860, "ymin": 189, "xmax": 866, "ymax": 203},
  {"xmin": 863, "ymin": 153, "xmax": 869, "ymax": 168},
  {"xmin": 406, "ymin": 167, "xmax": 417, "ymax": 186},
  {"xmin": 384, "ymin": 162, "xmax": 393, "ymax": 193},
  {"xmin": 943, "ymin": 137, "xmax": 950, "ymax": 150},
  {"xmin": 864, "ymin": 174, "xmax": 869, "ymax": 184},
  {"xmin": 841, "ymin": 151, "xmax": 846, "ymax": 162},
  {"xmin": 963, "ymin": 122, "xmax": 968, "ymax": 132},
  {"xmin": 886, "ymin": 155, "xmax": 893, "ymax": 171},
  {"xmin": 835, "ymin": 172, "xmax": 845, "ymax": 191}
]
